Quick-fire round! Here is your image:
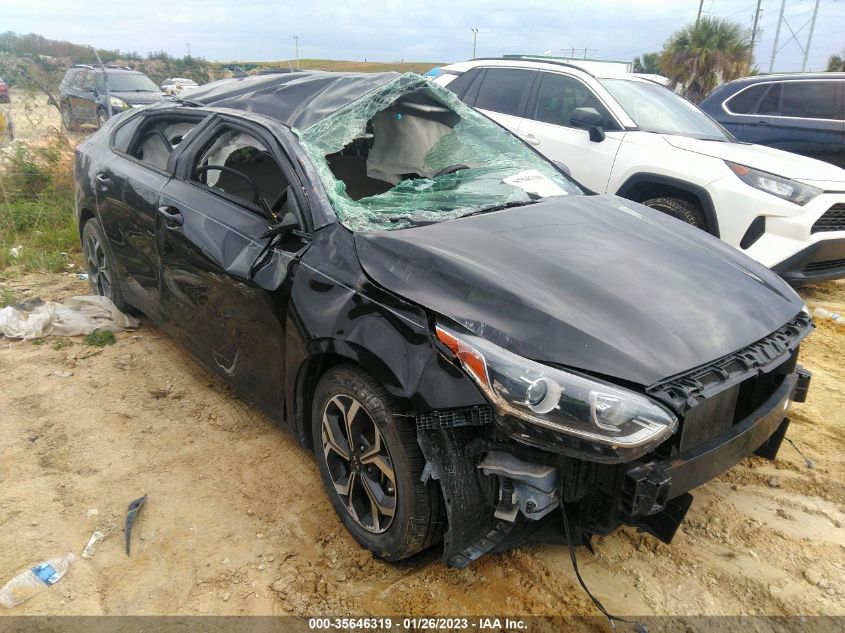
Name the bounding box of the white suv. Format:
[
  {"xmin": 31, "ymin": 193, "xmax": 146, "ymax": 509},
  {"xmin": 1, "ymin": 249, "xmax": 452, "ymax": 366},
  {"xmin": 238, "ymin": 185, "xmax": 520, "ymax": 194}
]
[{"xmin": 433, "ymin": 57, "xmax": 845, "ymax": 285}]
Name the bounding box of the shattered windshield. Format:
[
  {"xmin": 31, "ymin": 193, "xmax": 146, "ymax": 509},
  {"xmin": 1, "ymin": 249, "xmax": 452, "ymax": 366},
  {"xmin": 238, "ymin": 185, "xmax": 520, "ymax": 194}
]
[{"xmin": 295, "ymin": 73, "xmax": 582, "ymax": 231}]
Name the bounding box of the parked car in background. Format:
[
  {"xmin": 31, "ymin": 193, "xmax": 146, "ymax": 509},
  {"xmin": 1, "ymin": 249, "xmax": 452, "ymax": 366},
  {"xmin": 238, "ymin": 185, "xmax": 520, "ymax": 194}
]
[
  {"xmin": 160, "ymin": 77, "xmax": 199, "ymax": 95},
  {"xmin": 59, "ymin": 65, "xmax": 164, "ymax": 130},
  {"xmin": 74, "ymin": 71, "xmax": 813, "ymax": 567},
  {"xmin": 0, "ymin": 77, "xmax": 9, "ymax": 104},
  {"xmin": 434, "ymin": 57, "xmax": 845, "ymax": 285},
  {"xmin": 700, "ymin": 73, "xmax": 845, "ymax": 168}
]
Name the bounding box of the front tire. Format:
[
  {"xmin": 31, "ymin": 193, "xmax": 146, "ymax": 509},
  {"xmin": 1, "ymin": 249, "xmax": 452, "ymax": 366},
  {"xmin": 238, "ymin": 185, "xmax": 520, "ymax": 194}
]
[
  {"xmin": 96, "ymin": 107, "xmax": 108, "ymax": 129},
  {"xmin": 82, "ymin": 218, "xmax": 130, "ymax": 312},
  {"xmin": 312, "ymin": 365, "xmax": 444, "ymax": 561},
  {"xmin": 642, "ymin": 196, "xmax": 707, "ymax": 231}
]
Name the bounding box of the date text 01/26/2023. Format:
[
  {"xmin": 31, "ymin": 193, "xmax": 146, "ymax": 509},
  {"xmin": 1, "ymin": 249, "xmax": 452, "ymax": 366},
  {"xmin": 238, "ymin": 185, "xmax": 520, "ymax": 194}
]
[{"xmin": 307, "ymin": 617, "xmax": 527, "ymax": 630}]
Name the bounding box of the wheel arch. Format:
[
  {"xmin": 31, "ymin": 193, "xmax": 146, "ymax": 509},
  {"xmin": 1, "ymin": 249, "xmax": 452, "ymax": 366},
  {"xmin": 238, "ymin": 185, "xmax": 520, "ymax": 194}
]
[
  {"xmin": 616, "ymin": 174, "xmax": 720, "ymax": 238},
  {"xmin": 292, "ymin": 346, "xmax": 410, "ymax": 452}
]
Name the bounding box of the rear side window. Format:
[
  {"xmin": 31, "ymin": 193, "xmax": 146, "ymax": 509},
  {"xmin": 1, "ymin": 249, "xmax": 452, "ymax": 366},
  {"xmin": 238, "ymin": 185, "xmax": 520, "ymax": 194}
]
[
  {"xmin": 780, "ymin": 81, "xmax": 837, "ymax": 119},
  {"xmin": 726, "ymin": 84, "xmax": 767, "ymax": 114},
  {"xmin": 757, "ymin": 84, "xmax": 781, "ymax": 115},
  {"xmin": 473, "ymin": 68, "xmax": 534, "ymax": 117},
  {"xmin": 111, "ymin": 114, "xmax": 144, "ymax": 153},
  {"xmin": 531, "ymin": 72, "xmax": 617, "ymax": 130},
  {"xmin": 442, "ymin": 69, "xmax": 482, "ymax": 101}
]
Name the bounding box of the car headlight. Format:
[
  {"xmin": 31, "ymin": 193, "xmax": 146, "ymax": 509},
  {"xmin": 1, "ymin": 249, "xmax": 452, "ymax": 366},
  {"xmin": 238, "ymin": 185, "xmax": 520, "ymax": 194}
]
[
  {"xmin": 435, "ymin": 324, "xmax": 677, "ymax": 459},
  {"xmin": 109, "ymin": 96, "xmax": 128, "ymax": 109},
  {"xmin": 726, "ymin": 161, "xmax": 821, "ymax": 206}
]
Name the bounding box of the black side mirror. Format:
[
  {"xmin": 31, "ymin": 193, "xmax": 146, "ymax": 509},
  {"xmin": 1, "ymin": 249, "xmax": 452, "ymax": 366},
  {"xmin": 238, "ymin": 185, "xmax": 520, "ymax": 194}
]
[
  {"xmin": 553, "ymin": 160, "xmax": 571, "ymax": 176},
  {"xmin": 570, "ymin": 107, "xmax": 606, "ymax": 142}
]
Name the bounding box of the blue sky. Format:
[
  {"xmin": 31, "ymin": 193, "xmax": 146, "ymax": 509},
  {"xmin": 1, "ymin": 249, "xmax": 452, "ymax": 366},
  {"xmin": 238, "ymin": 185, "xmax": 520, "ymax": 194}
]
[{"xmin": 3, "ymin": 0, "xmax": 843, "ymax": 71}]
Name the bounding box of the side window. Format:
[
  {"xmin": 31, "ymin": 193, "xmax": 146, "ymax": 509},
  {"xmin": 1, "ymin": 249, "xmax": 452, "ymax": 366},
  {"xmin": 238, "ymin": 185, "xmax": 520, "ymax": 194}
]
[
  {"xmin": 79, "ymin": 71, "xmax": 95, "ymax": 92},
  {"xmin": 756, "ymin": 83, "xmax": 781, "ymax": 115},
  {"xmin": 781, "ymin": 81, "xmax": 837, "ymax": 119},
  {"xmin": 128, "ymin": 116, "xmax": 202, "ymax": 170},
  {"xmin": 190, "ymin": 127, "xmax": 289, "ymax": 213},
  {"xmin": 473, "ymin": 68, "xmax": 534, "ymax": 116},
  {"xmin": 531, "ymin": 72, "xmax": 617, "ymax": 131},
  {"xmin": 726, "ymin": 84, "xmax": 767, "ymax": 114},
  {"xmin": 70, "ymin": 71, "xmax": 85, "ymax": 90},
  {"xmin": 443, "ymin": 69, "xmax": 482, "ymax": 101},
  {"xmin": 112, "ymin": 113, "xmax": 144, "ymax": 153}
]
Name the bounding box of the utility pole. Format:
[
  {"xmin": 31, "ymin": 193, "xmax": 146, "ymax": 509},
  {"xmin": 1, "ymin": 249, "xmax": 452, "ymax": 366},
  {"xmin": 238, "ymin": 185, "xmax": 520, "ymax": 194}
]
[
  {"xmin": 696, "ymin": 0, "xmax": 705, "ymax": 27},
  {"xmin": 769, "ymin": 0, "xmax": 786, "ymax": 72},
  {"xmin": 802, "ymin": 0, "xmax": 821, "ymax": 71},
  {"xmin": 186, "ymin": 42, "xmax": 191, "ymax": 57},
  {"xmin": 471, "ymin": 28, "xmax": 479, "ymax": 58},
  {"xmin": 293, "ymin": 35, "xmax": 299, "ymax": 69},
  {"xmin": 749, "ymin": 0, "xmax": 762, "ymax": 66}
]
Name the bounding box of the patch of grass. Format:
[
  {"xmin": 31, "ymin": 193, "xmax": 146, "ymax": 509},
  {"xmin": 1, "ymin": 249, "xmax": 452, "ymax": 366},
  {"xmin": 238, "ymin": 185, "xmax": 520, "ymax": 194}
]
[
  {"xmin": 0, "ymin": 287, "xmax": 15, "ymax": 307},
  {"xmin": 51, "ymin": 338, "xmax": 71, "ymax": 350},
  {"xmin": 0, "ymin": 134, "xmax": 81, "ymax": 275},
  {"xmin": 84, "ymin": 329, "xmax": 116, "ymax": 347},
  {"xmin": 31, "ymin": 337, "xmax": 45, "ymax": 345}
]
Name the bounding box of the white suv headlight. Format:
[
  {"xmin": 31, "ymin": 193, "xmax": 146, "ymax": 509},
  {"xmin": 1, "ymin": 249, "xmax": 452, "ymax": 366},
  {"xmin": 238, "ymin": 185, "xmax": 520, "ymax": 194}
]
[
  {"xmin": 726, "ymin": 161, "xmax": 821, "ymax": 206},
  {"xmin": 435, "ymin": 324, "xmax": 677, "ymax": 459},
  {"xmin": 109, "ymin": 96, "xmax": 128, "ymax": 109}
]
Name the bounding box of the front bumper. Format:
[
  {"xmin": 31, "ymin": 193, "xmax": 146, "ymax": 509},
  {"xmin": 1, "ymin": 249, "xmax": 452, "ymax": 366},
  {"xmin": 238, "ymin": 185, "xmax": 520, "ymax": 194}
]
[
  {"xmin": 772, "ymin": 238, "xmax": 845, "ymax": 286},
  {"xmin": 620, "ymin": 366, "xmax": 811, "ymax": 540}
]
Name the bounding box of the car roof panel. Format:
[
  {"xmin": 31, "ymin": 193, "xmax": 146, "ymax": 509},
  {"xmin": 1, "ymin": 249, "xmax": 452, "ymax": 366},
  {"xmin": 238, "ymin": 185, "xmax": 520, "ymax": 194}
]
[{"xmin": 188, "ymin": 71, "xmax": 399, "ymax": 129}]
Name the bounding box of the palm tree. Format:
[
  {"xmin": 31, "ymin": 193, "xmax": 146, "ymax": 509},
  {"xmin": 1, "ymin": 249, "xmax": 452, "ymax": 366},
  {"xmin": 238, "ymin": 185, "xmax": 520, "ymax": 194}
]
[
  {"xmin": 633, "ymin": 52, "xmax": 661, "ymax": 74},
  {"xmin": 827, "ymin": 51, "xmax": 845, "ymax": 71},
  {"xmin": 660, "ymin": 16, "xmax": 751, "ymax": 103}
]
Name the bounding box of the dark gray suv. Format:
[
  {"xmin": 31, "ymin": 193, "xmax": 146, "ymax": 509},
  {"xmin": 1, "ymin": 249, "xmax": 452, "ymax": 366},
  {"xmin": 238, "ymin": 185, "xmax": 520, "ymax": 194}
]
[
  {"xmin": 700, "ymin": 73, "xmax": 845, "ymax": 168},
  {"xmin": 59, "ymin": 65, "xmax": 164, "ymax": 130}
]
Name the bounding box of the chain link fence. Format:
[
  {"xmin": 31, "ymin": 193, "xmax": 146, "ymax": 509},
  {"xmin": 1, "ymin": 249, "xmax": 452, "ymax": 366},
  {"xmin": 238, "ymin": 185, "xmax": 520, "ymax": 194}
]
[{"xmin": 0, "ymin": 59, "xmax": 96, "ymax": 146}]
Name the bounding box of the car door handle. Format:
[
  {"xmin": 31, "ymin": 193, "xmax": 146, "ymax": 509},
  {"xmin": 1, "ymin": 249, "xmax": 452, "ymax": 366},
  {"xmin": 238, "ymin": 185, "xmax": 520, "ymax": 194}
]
[
  {"xmin": 158, "ymin": 205, "xmax": 184, "ymax": 227},
  {"xmin": 95, "ymin": 173, "xmax": 111, "ymax": 188},
  {"xmin": 755, "ymin": 120, "xmax": 772, "ymax": 126},
  {"xmin": 520, "ymin": 133, "xmax": 541, "ymax": 145}
]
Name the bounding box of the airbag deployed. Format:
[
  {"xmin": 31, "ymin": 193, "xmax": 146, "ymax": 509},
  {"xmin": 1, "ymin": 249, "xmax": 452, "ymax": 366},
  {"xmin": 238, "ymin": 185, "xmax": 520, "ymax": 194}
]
[{"xmin": 295, "ymin": 73, "xmax": 580, "ymax": 231}]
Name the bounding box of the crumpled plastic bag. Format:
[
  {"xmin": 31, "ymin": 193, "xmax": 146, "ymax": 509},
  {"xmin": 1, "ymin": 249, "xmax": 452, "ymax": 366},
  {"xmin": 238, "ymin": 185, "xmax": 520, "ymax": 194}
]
[{"xmin": 0, "ymin": 295, "xmax": 140, "ymax": 340}]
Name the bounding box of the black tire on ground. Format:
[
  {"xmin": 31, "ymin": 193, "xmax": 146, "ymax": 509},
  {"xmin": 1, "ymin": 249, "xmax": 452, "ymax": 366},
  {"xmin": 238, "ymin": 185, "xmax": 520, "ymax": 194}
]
[
  {"xmin": 96, "ymin": 108, "xmax": 108, "ymax": 129},
  {"xmin": 642, "ymin": 196, "xmax": 707, "ymax": 230},
  {"xmin": 311, "ymin": 365, "xmax": 444, "ymax": 561},
  {"xmin": 81, "ymin": 218, "xmax": 130, "ymax": 312},
  {"xmin": 60, "ymin": 104, "xmax": 79, "ymax": 132}
]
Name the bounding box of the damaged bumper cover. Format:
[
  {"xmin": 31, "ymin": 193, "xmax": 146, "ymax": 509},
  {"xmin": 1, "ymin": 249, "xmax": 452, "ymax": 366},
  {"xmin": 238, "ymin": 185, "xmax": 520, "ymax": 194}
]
[{"xmin": 417, "ymin": 365, "xmax": 812, "ymax": 568}]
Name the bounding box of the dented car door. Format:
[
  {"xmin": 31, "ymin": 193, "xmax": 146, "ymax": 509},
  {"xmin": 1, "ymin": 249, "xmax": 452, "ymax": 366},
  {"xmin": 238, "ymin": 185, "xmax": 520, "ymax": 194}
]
[{"xmin": 154, "ymin": 117, "xmax": 307, "ymax": 415}]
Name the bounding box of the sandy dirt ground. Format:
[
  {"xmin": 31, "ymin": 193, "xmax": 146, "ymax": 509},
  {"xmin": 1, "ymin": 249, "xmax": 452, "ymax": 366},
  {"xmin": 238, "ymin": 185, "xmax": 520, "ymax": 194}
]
[{"xmin": 0, "ymin": 273, "xmax": 843, "ymax": 621}]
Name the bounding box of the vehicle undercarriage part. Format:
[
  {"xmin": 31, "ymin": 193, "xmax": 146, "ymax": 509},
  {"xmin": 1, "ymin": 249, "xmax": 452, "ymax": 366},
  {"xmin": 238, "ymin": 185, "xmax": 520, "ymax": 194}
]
[{"xmin": 478, "ymin": 451, "xmax": 559, "ymax": 521}]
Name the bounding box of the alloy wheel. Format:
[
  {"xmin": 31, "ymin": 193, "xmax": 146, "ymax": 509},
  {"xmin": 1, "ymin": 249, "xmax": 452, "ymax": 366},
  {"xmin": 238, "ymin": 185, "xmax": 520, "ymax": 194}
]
[
  {"xmin": 321, "ymin": 394, "xmax": 396, "ymax": 533},
  {"xmin": 85, "ymin": 232, "xmax": 112, "ymax": 298}
]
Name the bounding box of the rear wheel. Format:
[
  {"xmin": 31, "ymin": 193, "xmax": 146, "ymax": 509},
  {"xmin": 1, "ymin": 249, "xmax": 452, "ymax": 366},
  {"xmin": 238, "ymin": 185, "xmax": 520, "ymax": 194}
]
[
  {"xmin": 60, "ymin": 104, "xmax": 79, "ymax": 131},
  {"xmin": 311, "ymin": 365, "xmax": 444, "ymax": 561},
  {"xmin": 96, "ymin": 108, "xmax": 108, "ymax": 129},
  {"xmin": 642, "ymin": 196, "xmax": 707, "ymax": 231},
  {"xmin": 82, "ymin": 218, "xmax": 129, "ymax": 312}
]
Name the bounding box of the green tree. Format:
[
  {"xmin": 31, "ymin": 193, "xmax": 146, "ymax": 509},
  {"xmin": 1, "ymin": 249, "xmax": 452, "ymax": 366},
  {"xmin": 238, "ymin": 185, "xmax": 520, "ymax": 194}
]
[
  {"xmin": 660, "ymin": 16, "xmax": 751, "ymax": 103},
  {"xmin": 827, "ymin": 50, "xmax": 845, "ymax": 71},
  {"xmin": 633, "ymin": 52, "xmax": 661, "ymax": 74}
]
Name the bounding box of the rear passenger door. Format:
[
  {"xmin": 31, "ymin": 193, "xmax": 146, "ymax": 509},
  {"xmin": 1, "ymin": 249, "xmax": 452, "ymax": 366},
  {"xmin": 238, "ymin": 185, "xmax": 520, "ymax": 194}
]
[
  {"xmin": 464, "ymin": 67, "xmax": 536, "ymax": 133},
  {"xmin": 97, "ymin": 110, "xmax": 207, "ymax": 318},
  {"xmin": 517, "ymin": 71, "xmax": 624, "ymax": 193},
  {"xmin": 743, "ymin": 80, "xmax": 844, "ymax": 167}
]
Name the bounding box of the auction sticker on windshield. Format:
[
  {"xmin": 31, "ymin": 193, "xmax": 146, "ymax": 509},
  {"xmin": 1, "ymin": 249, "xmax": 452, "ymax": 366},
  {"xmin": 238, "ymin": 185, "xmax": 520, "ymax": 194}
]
[{"xmin": 503, "ymin": 169, "xmax": 568, "ymax": 198}]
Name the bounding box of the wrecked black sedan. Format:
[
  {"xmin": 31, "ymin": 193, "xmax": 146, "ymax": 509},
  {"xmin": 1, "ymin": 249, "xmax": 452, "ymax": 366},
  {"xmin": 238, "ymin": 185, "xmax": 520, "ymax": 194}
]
[{"xmin": 74, "ymin": 71, "xmax": 813, "ymax": 567}]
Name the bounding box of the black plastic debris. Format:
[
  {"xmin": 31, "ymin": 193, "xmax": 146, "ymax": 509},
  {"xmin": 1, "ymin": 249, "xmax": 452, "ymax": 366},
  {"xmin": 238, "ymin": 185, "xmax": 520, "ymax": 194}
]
[{"xmin": 125, "ymin": 494, "xmax": 147, "ymax": 556}]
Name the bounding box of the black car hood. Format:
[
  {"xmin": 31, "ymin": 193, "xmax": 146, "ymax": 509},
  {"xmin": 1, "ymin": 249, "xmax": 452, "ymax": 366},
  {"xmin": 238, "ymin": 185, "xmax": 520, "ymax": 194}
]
[
  {"xmin": 354, "ymin": 195, "xmax": 803, "ymax": 386},
  {"xmin": 111, "ymin": 91, "xmax": 165, "ymax": 105}
]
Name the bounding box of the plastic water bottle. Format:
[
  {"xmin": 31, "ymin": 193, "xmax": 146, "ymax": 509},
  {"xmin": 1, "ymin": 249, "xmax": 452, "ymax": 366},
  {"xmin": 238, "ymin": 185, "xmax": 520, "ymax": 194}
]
[
  {"xmin": 813, "ymin": 307, "xmax": 845, "ymax": 328},
  {"xmin": 0, "ymin": 553, "xmax": 74, "ymax": 608}
]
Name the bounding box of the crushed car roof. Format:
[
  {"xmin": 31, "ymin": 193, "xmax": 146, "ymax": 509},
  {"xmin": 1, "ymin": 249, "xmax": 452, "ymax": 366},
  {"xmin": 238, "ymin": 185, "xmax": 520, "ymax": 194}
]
[{"xmin": 188, "ymin": 71, "xmax": 400, "ymax": 129}]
